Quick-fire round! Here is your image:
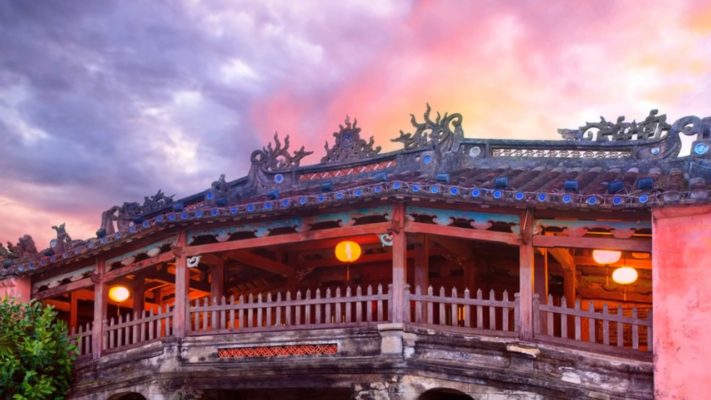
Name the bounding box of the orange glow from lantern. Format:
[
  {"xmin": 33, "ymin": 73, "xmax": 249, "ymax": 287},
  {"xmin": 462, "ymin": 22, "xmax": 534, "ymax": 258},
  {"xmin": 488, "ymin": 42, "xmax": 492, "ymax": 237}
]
[
  {"xmin": 108, "ymin": 285, "xmax": 130, "ymax": 303},
  {"xmin": 335, "ymin": 240, "xmax": 362, "ymax": 263},
  {"xmin": 592, "ymin": 249, "xmax": 622, "ymax": 265},
  {"xmin": 612, "ymin": 267, "xmax": 638, "ymax": 285}
]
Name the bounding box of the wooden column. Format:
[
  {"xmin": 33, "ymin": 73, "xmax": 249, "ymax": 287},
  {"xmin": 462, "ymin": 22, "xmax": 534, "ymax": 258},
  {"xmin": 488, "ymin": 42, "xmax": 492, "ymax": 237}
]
[
  {"xmin": 392, "ymin": 203, "xmax": 407, "ymax": 323},
  {"xmin": 413, "ymin": 235, "xmax": 429, "ymax": 292},
  {"xmin": 69, "ymin": 291, "xmax": 78, "ymax": 332},
  {"xmin": 92, "ymin": 258, "xmax": 107, "ymax": 359},
  {"xmin": 534, "ymin": 250, "xmax": 549, "ymax": 302},
  {"xmin": 132, "ymin": 273, "xmax": 145, "ymax": 314},
  {"xmin": 563, "ymin": 266, "xmax": 576, "ymax": 305},
  {"xmin": 210, "ymin": 260, "xmax": 225, "ymax": 300},
  {"xmin": 518, "ymin": 209, "xmax": 535, "ymax": 341},
  {"xmin": 464, "ymin": 259, "xmax": 477, "ymax": 292},
  {"xmin": 173, "ymin": 231, "xmax": 189, "ymax": 338}
]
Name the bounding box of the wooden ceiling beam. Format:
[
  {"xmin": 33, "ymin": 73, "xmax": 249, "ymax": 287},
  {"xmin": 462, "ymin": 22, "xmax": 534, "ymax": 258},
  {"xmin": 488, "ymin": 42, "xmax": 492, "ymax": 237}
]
[{"xmin": 229, "ymin": 250, "xmax": 294, "ymax": 277}]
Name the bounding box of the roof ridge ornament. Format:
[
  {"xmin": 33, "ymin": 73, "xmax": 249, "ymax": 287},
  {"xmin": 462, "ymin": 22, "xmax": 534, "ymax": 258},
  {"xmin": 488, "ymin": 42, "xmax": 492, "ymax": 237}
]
[
  {"xmin": 321, "ymin": 116, "xmax": 381, "ymax": 163},
  {"xmin": 392, "ymin": 103, "xmax": 464, "ymax": 153},
  {"xmin": 558, "ymin": 110, "xmax": 671, "ymax": 142},
  {"xmin": 250, "ymin": 133, "xmax": 313, "ymax": 172}
]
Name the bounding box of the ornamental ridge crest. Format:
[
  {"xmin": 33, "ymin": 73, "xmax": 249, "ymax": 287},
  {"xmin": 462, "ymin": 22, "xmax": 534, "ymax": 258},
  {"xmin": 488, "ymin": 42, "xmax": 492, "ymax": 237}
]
[
  {"xmin": 250, "ymin": 133, "xmax": 313, "ymax": 172},
  {"xmin": 391, "ymin": 103, "xmax": 464, "ymax": 153},
  {"xmin": 321, "ymin": 116, "xmax": 381, "ymax": 163},
  {"xmin": 557, "ymin": 109, "xmax": 672, "ymax": 142}
]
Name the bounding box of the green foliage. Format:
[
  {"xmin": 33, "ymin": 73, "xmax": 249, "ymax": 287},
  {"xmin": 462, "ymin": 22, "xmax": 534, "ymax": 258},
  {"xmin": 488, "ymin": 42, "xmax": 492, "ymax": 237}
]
[{"xmin": 0, "ymin": 298, "xmax": 76, "ymax": 400}]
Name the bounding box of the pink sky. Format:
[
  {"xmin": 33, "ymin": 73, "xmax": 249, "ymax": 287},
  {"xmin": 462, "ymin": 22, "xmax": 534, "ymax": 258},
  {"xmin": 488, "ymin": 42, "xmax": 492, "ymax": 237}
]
[{"xmin": 1, "ymin": 0, "xmax": 711, "ymax": 248}]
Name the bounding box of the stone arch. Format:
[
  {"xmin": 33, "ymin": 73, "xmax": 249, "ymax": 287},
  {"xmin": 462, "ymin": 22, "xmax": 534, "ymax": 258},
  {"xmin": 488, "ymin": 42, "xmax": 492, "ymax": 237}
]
[
  {"xmin": 107, "ymin": 393, "xmax": 147, "ymax": 400},
  {"xmin": 417, "ymin": 388, "xmax": 475, "ymax": 400}
]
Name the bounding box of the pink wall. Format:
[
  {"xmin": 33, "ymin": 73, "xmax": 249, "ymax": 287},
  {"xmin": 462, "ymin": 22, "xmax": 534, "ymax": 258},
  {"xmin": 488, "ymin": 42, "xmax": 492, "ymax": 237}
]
[
  {"xmin": 0, "ymin": 276, "xmax": 31, "ymax": 301},
  {"xmin": 653, "ymin": 205, "xmax": 711, "ymax": 399}
]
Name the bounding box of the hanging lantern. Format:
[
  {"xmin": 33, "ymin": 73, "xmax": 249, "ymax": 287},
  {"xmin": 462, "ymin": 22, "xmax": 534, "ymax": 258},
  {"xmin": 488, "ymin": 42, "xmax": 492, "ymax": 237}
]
[
  {"xmin": 612, "ymin": 266, "xmax": 638, "ymax": 285},
  {"xmin": 592, "ymin": 249, "xmax": 622, "ymax": 265},
  {"xmin": 108, "ymin": 285, "xmax": 130, "ymax": 303},
  {"xmin": 335, "ymin": 240, "xmax": 362, "ymax": 263}
]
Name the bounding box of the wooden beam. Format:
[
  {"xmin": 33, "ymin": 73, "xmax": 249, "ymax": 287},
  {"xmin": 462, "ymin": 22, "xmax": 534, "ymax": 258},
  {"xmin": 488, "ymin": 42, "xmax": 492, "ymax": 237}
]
[
  {"xmin": 92, "ymin": 258, "xmax": 107, "ymax": 359},
  {"xmin": 103, "ymin": 251, "xmax": 175, "ymax": 282},
  {"xmin": 429, "ymin": 235, "xmax": 473, "ymax": 259},
  {"xmin": 278, "ymin": 235, "xmax": 382, "ymax": 252},
  {"xmin": 414, "ymin": 235, "xmax": 430, "ymax": 292},
  {"xmin": 577, "ymin": 287, "xmax": 652, "ymax": 304},
  {"xmin": 34, "ymin": 277, "xmax": 94, "ymax": 300},
  {"xmin": 574, "ymin": 256, "xmax": 651, "ymax": 269},
  {"xmin": 230, "ymin": 251, "xmax": 293, "ymax": 277},
  {"xmin": 518, "ymin": 210, "xmax": 535, "ymax": 341},
  {"xmin": 405, "ymin": 221, "xmax": 519, "ymax": 246},
  {"xmin": 173, "ymin": 231, "xmax": 188, "ymax": 338},
  {"xmin": 392, "ymin": 203, "xmax": 407, "ymax": 323},
  {"xmin": 548, "ymin": 248, "xmax": 575, "ymax": 271},
  {"xmin": 532, "ymin": 235, "xmax": 651, "ymax": 252},
  {"xmin": 184, "ymin": 222, "xmax": 392, "ymax": 256},
  {"xmin": 210, "ymin": 261, "xmax": 224, "ymax": 299},
  {"xmin": 132, "ymin": 273, "xmax": 145, "ymax": 314},
  {"xmin": 69, "ymin": 291, "xmax": 78, "ymax": 332}
]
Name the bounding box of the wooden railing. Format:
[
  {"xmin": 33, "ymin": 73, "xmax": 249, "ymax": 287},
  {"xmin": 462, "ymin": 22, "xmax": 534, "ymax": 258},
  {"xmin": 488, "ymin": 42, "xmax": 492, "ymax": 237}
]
[
  {"xmin": 103, "ymin": 305, "xmax": 173, "ymax": 352},
  {"xmin": 189, "ymin": 284, "xmax": 392, "ymax": 334},
  {"xmin": 406, "ymin": 286, "xmax": 517, "ymax": 336},
  {"xmin": 69, "ymin": 322, "xmax": 93, "ymax": 357},
  {"xmin": 536, "ymin": 295, "xmax": 652, "ymax": 352}
]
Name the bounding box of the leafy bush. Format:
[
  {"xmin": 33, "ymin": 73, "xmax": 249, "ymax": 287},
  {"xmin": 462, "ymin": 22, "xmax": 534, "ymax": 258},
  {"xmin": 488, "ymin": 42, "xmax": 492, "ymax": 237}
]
[{"xmin": 0, "ymin": 297, "xmax": 76, "ymax": 400}]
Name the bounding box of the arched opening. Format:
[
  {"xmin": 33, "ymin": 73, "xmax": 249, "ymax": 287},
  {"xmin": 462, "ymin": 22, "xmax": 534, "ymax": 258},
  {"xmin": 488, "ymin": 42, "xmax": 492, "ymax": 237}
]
[
  {"xmin": 108, "ymin": 393, "xmax": 147, "ymax": 400},
  {"xmin": 417, "ymin": 388, "xmax": 474, "ymax": 400}
]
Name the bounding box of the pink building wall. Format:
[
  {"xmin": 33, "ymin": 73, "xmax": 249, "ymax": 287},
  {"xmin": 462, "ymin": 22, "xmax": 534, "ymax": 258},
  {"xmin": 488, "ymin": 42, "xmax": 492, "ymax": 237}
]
[
  {"xmin": 653, "ymin": 205, "xmax": 711, "ymax": 399},
  {"xmin": 0, "ymin": 276, "xmax": 31, "ymax": 301}
]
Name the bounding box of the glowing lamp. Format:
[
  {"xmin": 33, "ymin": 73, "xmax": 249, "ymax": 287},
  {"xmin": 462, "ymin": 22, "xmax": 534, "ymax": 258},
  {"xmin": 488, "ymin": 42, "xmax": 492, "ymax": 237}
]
[
  {"xmin": 335, "ymin": 240, "xmax": 362, "ymax": 263},
  {"xmin": 108, "ymin": 285, "xmax": 130, "ymax": 303},
  {"xmin": 612, "ymin": 266, "xmax": 638, "ymax": 285},
  {"xmin": 592, "ymin": 250, "xmax": 622, "ymax": 265}
]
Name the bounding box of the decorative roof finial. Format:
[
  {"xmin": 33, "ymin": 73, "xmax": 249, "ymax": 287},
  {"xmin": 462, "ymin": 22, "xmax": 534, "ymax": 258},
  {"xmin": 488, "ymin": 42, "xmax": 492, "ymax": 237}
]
[{"xmin": 322, "ymin": 116, "xmax": 381, "ymax": 163}]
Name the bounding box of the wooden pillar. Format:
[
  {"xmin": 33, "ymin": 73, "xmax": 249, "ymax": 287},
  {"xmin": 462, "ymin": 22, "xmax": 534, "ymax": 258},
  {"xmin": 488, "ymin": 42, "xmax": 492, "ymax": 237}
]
[
  {"xmin": 92, "ymin": 258, "xmax": 107, "ymax": 359},
  {"xmin": 563, "ymin": 266, "xmax": 576, "ymax": 305},
  {"xmin": 132, "ymin": 273, "xmax": 145, "ymax": 314},
  {"xmin": 464, "ymin": 259, "xmax": 477, "ymax": 292},
  {"xmin": 173, "ymin": 231, "xmax": 189, "ymax": 338},
  {"xmin": 210, "ymin": 260, "xmax": 225, "ymax": 300},
  {"xmin": 413, "ymin": 235, "xmax": 429, "ymax": 292},
  {"xmin": 518, "ymin": 209, "xmax": 535, "ymax": 341},
  {"xmin": 392, "ymin": 203, "xmax": 407, "ymax": 323},
  {"xmin": 69, "ymin": 291, "xmax": 78, "ymax": 332},
  {"xmin": 534, "ymin": 250, "xmax": 549, "ymax": 302}
]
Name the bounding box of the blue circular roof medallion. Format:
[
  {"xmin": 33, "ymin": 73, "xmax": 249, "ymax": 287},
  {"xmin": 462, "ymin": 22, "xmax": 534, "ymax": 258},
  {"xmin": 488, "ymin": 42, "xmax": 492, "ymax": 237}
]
[
  {"xmin": 431, "ymin": 185, "xmax": 440, "ymax": 194},
  {"xmin": 246, "ymin": 204, "xmax": 256, "ymax": 212},
  {"xmin": 492, "ymin": 190, "xmax": 503, "ymax": 199},
  {"xmin": 562, "ymin": 194, "xmax": 573, "ymax": 204},
  {"xmin": 537, "ymin": 193, "xmax": 547, "ymax": 202},
  {"xmin": 230, "ymin": 207, "xmax": 239, "ymax": 215},
  {"xmin": 274, "ymin": 173, "xmax": 284, "ymax": 183},
  {"xmin": 206, "ymin": 191, "xmax": 214, "ymax": 200},
  {"xmin": 129, "ymin": 225, "xmax": 137, "ymax": 233},
  {"xmin": 586, "ymin": 196, "xmax": 597, "ymax": 205},
  {"xmin": 639, "ymin": 194, "xmax": 650, "ymax": 204},
  {"xmin": 471, "ymin": 188, "xmax": 481, "ymax": 197},
  {"xmin": 449, "ymin": 187, "xmax": 459, "ymax": 196},
  {"xmin": 335, "ymin": 192, "xmax": 345, "ymax": 200},
  {"xmin": 612, "ymin": 196, "xmax": 623, "ymax": 205},
  {"xmin": 515, "ymin": 192, "xmax": 525, "ymax": 201},
  {"xmin": 281, "ymin": 199, "xmax": 290, "ymax": 207},
  {"xmin": 142, "ymin": 220, "xmax": 151, "ymax": 228},
  {"xmin": 156, "ymin": 215, "xmax": 165, "ymax": 222},
  {"xmin": 393, "ymin": 181, "xmax": 402, "ymax": 190},
  {"xmin": 317, "ymin": 194, "xmax": 326, "ymax": 203},
  {"xmin": 354, "ymin": 188, "xmax": 363, "ymax": 197},
  {"xmin": 299, "ymin": 196, "xmax": 308, "ymax": 205},
  {"xmin": 168, "ymin": 213, "xmax": 177, "ymax": 221},
  {"xmin": 263, "ymin": 202, "xmax": 273, "ymax": 210},
  {"xmin": 194, "ymin": 209, "xmax": 204, "ymax": 218},
  {"xmin": 211, "ymin": 208, "xmax": 220, "ymax": 216},
  {"xmin": 694, "ymin": 142, "xmax": 709, "ymax": 155},
  {"xmin": 423, "ymin": 154, "xmax": 433, "ymax": 165},
  {"xmin": 181, "ymin": 211, "xmax": 190, "ymax": 219},
  {"xmin": 374, "ymin": 185, "xmax": 383, "ymax": 193},
  {"xmin": 411, "ymin": 184, "xmax": 420, "ymax": 192}
]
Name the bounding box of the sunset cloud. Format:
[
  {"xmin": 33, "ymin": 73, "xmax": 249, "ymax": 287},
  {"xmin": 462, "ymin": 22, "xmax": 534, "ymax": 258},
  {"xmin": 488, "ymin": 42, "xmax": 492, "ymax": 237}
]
[{"xmin": 1, "ymin": 0, "xmax": 710, "ymax": 246}]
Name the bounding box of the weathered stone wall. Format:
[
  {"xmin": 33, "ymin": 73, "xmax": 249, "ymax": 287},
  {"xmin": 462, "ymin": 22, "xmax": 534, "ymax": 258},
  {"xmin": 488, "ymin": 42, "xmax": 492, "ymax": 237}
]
[
  {"xmin": 652, "ymin": 205, "xmax": 711, "ymax": 400},
  {"xmin": 70, "ymin": 326, "xmax": 653, "ymax": 400}
]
